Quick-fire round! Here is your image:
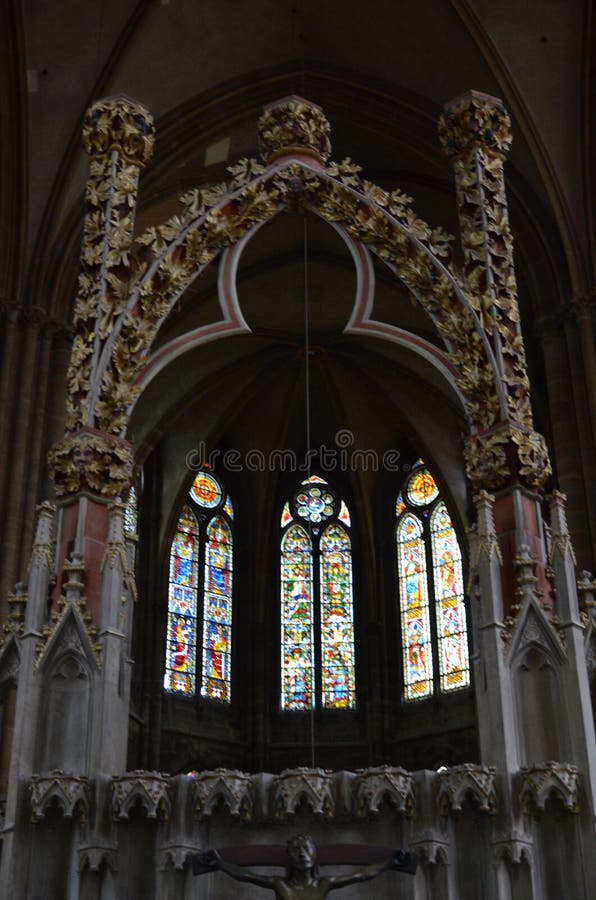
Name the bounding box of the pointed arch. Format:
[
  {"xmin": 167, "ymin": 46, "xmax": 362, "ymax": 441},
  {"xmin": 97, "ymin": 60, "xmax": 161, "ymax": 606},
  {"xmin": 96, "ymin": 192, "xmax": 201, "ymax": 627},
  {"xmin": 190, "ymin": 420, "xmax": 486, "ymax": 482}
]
[
  {"xmin": 396, "ymin": 463, "xmax": 470, "ymax": 701},
  {"xmin": 430, "ymin": 501, "xmax": 470, "ymax": 692},
  {"xmin": 397, "ymin": 512, "xmax": 433, "ymax": 700},
  {"xmin": 201, "ymin": 515, "xmax": 233, "ymax": 701},
  {"xmin": 163, "ymin": 505, "xmax": 199, "ymax": 694},
  {"xmin": 281, "ymin": 524, "xmax": 314, "ymax": 711},
  {"xmin": 320, "ymin": 523, "xmax": 356, "ymax": 709}
]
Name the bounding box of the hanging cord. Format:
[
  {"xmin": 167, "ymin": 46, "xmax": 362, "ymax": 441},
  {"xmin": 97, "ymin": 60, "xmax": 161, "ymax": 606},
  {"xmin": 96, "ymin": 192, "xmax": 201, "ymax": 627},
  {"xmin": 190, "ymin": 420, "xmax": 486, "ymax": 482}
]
[{"xmin": 303, "ymin": 216, "xmax": 316, "ymax": 769}]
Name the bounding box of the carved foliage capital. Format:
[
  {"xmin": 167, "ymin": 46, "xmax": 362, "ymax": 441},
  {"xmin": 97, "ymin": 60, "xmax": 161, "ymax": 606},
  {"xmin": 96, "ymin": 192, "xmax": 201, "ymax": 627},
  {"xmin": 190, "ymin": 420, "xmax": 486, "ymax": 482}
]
[
  {"xmin": 83, "ymin": 96, "xmax": 155, "ymax": 166},
  {"xmin": 439, "ymin": 91, "xmax": 512, "ymax": 161},
  {"xmin": 48, "ymin": 429, "xmax": 133, "ymax": 498},
  {"xmin": 258, "ymin": 96, "xmax": 331, "ymax": 164},
  {"xmin": 464, "ymin": 425, "xmax": 551, "ymax": 492}
]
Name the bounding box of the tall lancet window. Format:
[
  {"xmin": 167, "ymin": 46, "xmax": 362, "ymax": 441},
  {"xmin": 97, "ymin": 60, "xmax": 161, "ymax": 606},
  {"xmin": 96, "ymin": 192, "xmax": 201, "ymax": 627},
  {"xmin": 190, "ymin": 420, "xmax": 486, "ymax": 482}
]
[
  {"xmin": 281, "ymin": 476, "xmax": 356, "ymax": 711},
  {"xmin": 164, "ymin": 471, "xmax": 234, "ymax": 701},
  {"xmin": 396, "ymin": 461, "xmax": 470, "ymax": 701}
]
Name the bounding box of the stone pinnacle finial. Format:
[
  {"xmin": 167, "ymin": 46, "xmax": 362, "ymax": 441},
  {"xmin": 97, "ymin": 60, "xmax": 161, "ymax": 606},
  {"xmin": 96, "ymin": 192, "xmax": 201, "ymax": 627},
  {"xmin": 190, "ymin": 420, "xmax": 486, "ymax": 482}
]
[
  {"xmin": 83, "ymin": 95, "xmax": 155, "ymax": 166},
  {"xmin": 258, "ymin": 96, "xmax": 331, "ymax": 165},
  {"xmin": 438, "ymin": 90, "xmax": 512, "ymax": 161}
]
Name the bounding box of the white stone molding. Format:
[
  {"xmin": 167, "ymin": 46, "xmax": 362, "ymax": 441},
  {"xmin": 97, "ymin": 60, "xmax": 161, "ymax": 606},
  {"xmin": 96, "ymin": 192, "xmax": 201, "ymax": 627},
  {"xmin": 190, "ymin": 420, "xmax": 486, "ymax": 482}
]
[
  {"xmin": 192, "ymin": 767, "xmax": 254, "ymax": 820},
  {"xmin": 517, "ymin": 762, "xmax": 579, "ymax": 814},
  {"xmin": 353, "ymin": 765, "xmax": 415, "ymax": 817},
  {"xmin": 29, "ymin": 771, "xmax": 91, "ymax": 823},
  {"xmin": 272, "ymin": 767, "xmax": 334, "ymax": 819},
  {"xmin": 111, "ymin": 770, "xmax": 171, "ymax": 820},
  {"xmin": 436, "ymin": 764, "xmax": 497, "ymax": 815}
]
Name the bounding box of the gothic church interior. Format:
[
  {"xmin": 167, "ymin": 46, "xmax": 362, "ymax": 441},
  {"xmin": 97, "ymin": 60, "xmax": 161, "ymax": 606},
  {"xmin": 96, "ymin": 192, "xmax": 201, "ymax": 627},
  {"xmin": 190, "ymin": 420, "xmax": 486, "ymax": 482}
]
[{"xmin": 0, "ymin": 2, "xmax": 594, "ymax": 898}]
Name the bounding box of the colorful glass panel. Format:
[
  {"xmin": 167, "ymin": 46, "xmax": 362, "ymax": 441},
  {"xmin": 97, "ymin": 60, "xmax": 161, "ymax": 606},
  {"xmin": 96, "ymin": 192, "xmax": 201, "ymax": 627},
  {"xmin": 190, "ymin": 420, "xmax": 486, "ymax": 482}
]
[
  {"xmin": 294, "ymin": 486, "xmax": 336, "ymax": 523},
  {"xmin": 407, "ymin": 468, "xmax": 439, "ymax": 507},
  {"xmin": 281, "ymin": 525, "xmax": 314, "ymax": 710},
  {"xmin": 338, "ymin": 500, "xmax": 351, "ymax": 528},
  {"xmin": 320, "ymin": 524, "xmax": 356, "ymax": 709},
  {"xmin": 431, "ymin": 502, "xmax": 470, "ymax": 692},
  {"xmin": 164, "ymin": 506, "xmax": 199, "ymax": 694},
  {"xmin": 397, "ymin": 513, "xmax": 433, "ymax": 700},
  {"xmin": 302, "ymin": 475, "xmax": 327, "ymax": 484},
  {"xmin": 281, "ymin": 501, "xmax": 293, "ymax": 528},
  {"xmin": 223, "ymin": 495, "xmax": 234, "ymax": 520},
  {"xmin": 201, "ymin": 516, "xmax": 233, "ymax": 702},
  {"xmin": 395, "ymin": 492, "xmax": 406, "ymax": 516},
  {"xmin": 190, "ymin": 471, "xmax": 222, "ymax": 508}
]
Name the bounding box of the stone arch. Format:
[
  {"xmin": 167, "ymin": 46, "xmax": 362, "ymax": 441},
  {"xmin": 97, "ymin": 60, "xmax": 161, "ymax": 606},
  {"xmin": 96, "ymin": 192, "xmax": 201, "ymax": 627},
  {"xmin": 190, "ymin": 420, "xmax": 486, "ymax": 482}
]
[
  {"xmin": 97, "ymin": 161, "xmax": 502, "ymax": 442},
  {"xmin": 39, "ymin": 650, "xmax": 93, "ymax": 773},
  {"xmin": 50, "ymin": 93, "xmax": 550, "ymax": 503},
  {"xmin": 514, "ymin": 645, "xmax": 565, "ymax": 765}
]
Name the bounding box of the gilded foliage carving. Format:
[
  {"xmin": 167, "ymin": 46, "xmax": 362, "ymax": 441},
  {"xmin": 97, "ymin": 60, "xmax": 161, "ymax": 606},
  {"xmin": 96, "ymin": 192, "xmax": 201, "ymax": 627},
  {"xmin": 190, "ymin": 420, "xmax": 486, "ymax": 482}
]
[
  {"xmin": 258, "ymin": 95, "xmax": 331, "ymax": 164},
  {"xmin": 58, "ymin": 92, "xmax": 550, "ymax": 497},
  {"xmin": 48, "ymin": 429, "xmax": 133, "ymax": 498},
  {"xmin": 439, "ymin": 92, "xmax": 549, "ymax": 489}
]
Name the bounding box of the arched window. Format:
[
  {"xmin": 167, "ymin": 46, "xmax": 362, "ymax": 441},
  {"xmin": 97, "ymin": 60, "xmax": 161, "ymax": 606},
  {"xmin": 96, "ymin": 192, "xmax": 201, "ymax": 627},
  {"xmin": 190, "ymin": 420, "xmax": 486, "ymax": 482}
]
[
  {"xmin": 281, "ymin": 476, "xmax": 355, "ymax": 711},
  {"xmin": 396, "ymin": 460, "xmax": 470, "ymax": 701},
  {"xmin": 163, "ymin": 471, "xmax": 234, "ymax": 702}
]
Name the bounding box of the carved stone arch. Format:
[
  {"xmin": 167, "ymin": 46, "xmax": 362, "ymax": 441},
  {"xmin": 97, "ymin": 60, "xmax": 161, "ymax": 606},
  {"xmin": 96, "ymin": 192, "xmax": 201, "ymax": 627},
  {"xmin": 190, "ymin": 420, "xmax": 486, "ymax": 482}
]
[
  {"xmin": 38, "ymin": 613, "xmax": 95, "ymax": 773},
  {"xmin": 509, "ymin": 600, "xmax": 568, "ymax": 764},
  {"xmin": 136, "ymin": 218, "xmax": 469, "ymax": 417},
  {"xmin": 37, "ymin": 601, "xmax": 100, "ymax": 674},
  {"xmin": 508, "ymin": 599, "xmax": 566, "ymax": 668},
  {"xmin": 108, "ymin": 161, "xmax": 503, "ymax": 441}
]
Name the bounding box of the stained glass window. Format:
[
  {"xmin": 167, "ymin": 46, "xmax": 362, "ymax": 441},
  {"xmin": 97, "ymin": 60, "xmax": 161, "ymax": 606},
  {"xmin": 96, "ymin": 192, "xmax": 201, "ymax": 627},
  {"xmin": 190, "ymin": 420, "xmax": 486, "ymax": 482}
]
[
  {"xmin": 338, "ymin": 501, "xmax": 351, "ymax": 527},
  {"xmin": 281, "ymin": 525, "xmax": 314, "ymax": 710},
  {"xmin": 320, "ymin": 524, "xmax": 355, "ymax": 709},
  {"xmin": 294, "ymin": 484, "xmax": 336, "ymax": 524},
  {"xmin": 407, "ymin": 467, "xmax": 439, "ymax": 506},
  {"xmin": 164, "ymin": 506, "xmax": 199, "ymax": 694},
  {"xmin": 397, "ymin": 514, "xmax": 433, "ymax": 700},
  {"xmin": 281, "ymin": 480, "xmax": 355, "ymax": 711},
  {"xmin": 164, "ymin": 473, "xmax": 234, "ymax": 702},
  {"xmin": 431, "ymin": 502, "xmax": 470, "ymax": 692},
  {"xmin": 281, "ymin": 501, "xmax": 293, "ymax": 528},
  {"xmin": 190, "ymin": 471, "xmax": 222, "ymax": 508},
  {"xmin": 396, "ymin": 461, "xmax": 469, "ymax": 701},
  {"xmin": 201, "ymin": 516, "xmax": 233, "ymax": 701}
]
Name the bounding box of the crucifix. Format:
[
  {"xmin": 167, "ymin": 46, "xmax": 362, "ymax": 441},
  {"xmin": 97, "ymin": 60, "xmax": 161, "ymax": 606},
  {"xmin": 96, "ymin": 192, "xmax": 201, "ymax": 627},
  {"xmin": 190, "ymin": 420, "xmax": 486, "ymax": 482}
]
[{"xmin": 191, "ymin": 833, "xmax": 418, "ymax": 898}]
